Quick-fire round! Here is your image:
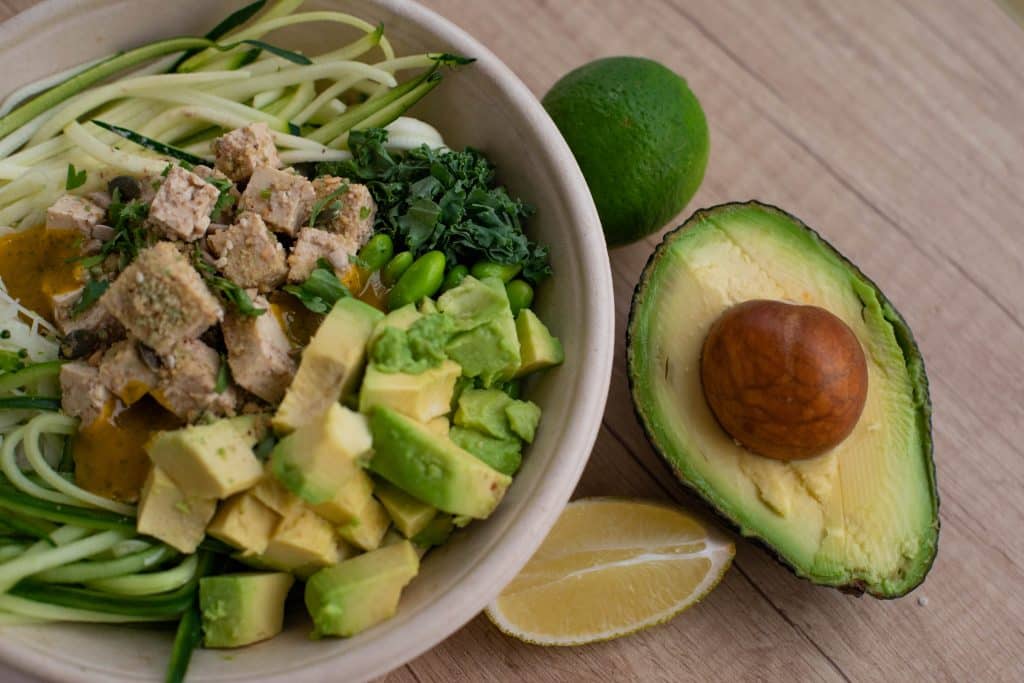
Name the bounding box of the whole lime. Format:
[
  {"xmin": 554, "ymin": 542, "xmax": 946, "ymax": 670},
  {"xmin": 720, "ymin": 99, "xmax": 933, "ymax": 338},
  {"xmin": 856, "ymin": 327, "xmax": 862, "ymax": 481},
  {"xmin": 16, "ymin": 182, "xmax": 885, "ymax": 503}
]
[{"xmin": 542, "ymin": 57, "xmax": 709, "ymax": 247}]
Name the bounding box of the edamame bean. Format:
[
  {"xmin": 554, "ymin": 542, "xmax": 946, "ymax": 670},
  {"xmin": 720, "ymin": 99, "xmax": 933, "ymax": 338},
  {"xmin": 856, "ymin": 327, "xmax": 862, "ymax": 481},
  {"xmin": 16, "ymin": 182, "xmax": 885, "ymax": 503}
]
[
  {"xmin": 440, "ymin": 264, "xmax": 469, "ymax": 293},
  {"xmin": 505, "ymin": 279, "xmax": 534, "ymax": 316},
  {"xmin": 381, "ymin": 251, "xmax": 414, "ymax": 286},
  {"xmin": 470, "ymin": 260, "xmax": 521, "ymax": 283},
  {"xmin": 357, "ymin": 233, "xmax": 394, "ymax": 272},
  {"xmin": 388, "ymin": 251, "xmax": 447, "ymax": 310}
]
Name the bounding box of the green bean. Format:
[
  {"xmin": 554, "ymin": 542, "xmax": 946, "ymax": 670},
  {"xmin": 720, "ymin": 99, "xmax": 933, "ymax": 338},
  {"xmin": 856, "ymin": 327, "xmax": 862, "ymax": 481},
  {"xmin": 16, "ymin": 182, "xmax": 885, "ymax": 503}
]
[
  {"xmin": 381, "ymin": 251, "xmax": 414, "ymax": 286},
  {"xmin": 388, "ymin": 251, "xmax": 446, "ymax": 310},
  {"xmin": 471, "ymin": 260, "xmax": 521, "ymax": 283},
  {"xmin": 440, "ymin": 264, "xmax": 469, "ymax": 293},
  {"xmin": 505, "ymin": 279, "xmax": 535, "ymax": 316},
  {"xmin": 357, "ymin": 233, "xmax": 394, "ymax": 272}
]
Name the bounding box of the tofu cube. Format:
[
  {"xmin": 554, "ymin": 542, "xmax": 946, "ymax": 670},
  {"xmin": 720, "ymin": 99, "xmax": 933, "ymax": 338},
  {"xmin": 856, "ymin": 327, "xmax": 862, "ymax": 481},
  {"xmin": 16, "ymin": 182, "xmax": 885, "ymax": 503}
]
[
  {"xmin": 59, "ymin": 362, "xmax": 111, "ymax": 427},
  {"xmin": 213, "ymin": 123, "xmax": 280, "ymax": 181},
  {"xmin": 147, "ymin": 165, "xmax": 220, "ymax": 241},
  {"xmin": 206, "ymin": 491, "xmax": 281, "ymax": 556},
  {"xmin": 46, "ymin": 195, "xmax": 105, "ymax": 235},
  {"xmin": 287, "ymin": 227, "xmax": 351, "ymax": 283},
  {"xmin": 207, "ymin": 212, "xmax": 288, "ymax": 292},
  {"xmin": 311, "ymin": 176, "xmax": 376, "ymax": 249},
  {"xmin": 222, "ymin": 295, "xmax": 296, "ymax": 403},
  {"xmin": 337, "ymin": 495, "xmax": 391, "ymax": 552},
  {"xmin": 101, "ymin": 242, "xmax": 222, "ymax": 355},
  {"xmin": 239, "ymin": 167, "xmax": 315, "ymax": 236},
  {"xmin": 51, "ymin": 287, "xmax": 125, "ymax": 340},
  {"xmin": 136, "ymin": 467, "xmax": 217, "ymax": 553},
  {"xmin": 145, "ymin": 415, "xmax": 267, "ymax": 499},
  {"xmin": 153, "ymin": 339, "xmax": 236, "ymax": 421},
  {"xmin": 98, "ymin": 340, "xmax": 157, "ymax": 405}
]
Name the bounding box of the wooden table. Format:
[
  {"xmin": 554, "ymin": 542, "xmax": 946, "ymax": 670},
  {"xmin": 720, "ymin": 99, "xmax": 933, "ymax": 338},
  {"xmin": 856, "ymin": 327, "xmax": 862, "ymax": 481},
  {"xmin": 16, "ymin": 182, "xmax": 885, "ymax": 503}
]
[{"xmin": 2, "ymin": 0, "xmax": 1022, "ymax": 680}]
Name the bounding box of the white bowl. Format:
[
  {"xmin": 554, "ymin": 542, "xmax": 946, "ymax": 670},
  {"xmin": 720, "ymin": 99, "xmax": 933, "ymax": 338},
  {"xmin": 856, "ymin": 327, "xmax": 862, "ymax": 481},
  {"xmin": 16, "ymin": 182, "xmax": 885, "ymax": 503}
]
[{"xmin": 0, "ymin": 1, "xmax": 614, "ymax": 681}]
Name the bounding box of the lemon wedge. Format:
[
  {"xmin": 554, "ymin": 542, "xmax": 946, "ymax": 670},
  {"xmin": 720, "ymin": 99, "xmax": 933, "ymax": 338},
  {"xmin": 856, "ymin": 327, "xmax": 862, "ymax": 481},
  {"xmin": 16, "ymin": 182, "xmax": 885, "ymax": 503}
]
[{"xmin": 486, "ymin": 498, "xmax": 734, "ymax": 645}]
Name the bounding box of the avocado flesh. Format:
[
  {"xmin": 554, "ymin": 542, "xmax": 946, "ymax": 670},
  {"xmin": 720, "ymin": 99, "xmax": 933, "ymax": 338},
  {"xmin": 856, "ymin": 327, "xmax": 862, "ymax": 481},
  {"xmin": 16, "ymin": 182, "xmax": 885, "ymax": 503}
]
[{"xmin": 627, "ymin": 202, "xmax": 937, "ymax": 597}]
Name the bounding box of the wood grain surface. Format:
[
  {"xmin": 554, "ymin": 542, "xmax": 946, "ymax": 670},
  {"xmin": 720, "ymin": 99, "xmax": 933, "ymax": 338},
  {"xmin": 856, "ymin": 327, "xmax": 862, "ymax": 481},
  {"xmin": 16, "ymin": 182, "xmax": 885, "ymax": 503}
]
[{"xmin": 2, "ymin": 0, "xmax": 1022, "ymax": 681}]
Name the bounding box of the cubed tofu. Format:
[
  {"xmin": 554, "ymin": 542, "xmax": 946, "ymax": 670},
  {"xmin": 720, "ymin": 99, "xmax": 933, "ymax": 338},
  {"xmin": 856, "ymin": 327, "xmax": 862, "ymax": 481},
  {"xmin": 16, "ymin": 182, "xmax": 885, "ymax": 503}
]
[
  {"xmin": 287, "ymin": 228, "xmax": 351, "ymax": 283},
  {"xmin": 337, "ymin": 495, "xmax": 391, "ymax": 552},
  {"xmin": 310, "ymin": 176, "xmax": 375, "ymax": 249},
  {"xmin": 145, "ymin": 415, "xmax": 267, "ymax": 499},
  {"xmin": 98, "ymin": 339, "xmax": 157, "ymax": 405},
  {"xmin": 207, "ymin": 491, "xmax": 281, "ymax": 556},
  {"xmin": 207, "ymin": 212, "xmax": 288, "ymax": 292},
  {"xmin": 136, "ymin": 467, "xmax": 217, "ymax": 553},
  {"xmin": 147, "ymin": 165, "xmax": 220, "ymax": 241},
  {"xmin": 260, "ymin": 507, "xmax": 342, "ymax": 576},
  {"xmin": 51, "ymin": 287, "xmax": 125, "ymax": 340},
  {"xmin": 59, "ymin": 362, "xmax": 111, "ymax": 427},
  {"xmin": 239, "ymin": 167, "xmax": 315, "ymax": 236},
  {"xmin": 46, "ymin": 195, "xmax": 105, "ymax": 235},
  {"xmin": 153, "ymin": 339, "xmax": 235, "ymax": 421},
  {"xmin": 222, "ymin": 295, "xmax": 295, "ymax": 403},
  {"xmin": 213, "ymin": 123, "xmax": 280, "ymax": 181},
  {"xmin": 101, "ymin": 242, "xmax": 222, "ymax": 355}
]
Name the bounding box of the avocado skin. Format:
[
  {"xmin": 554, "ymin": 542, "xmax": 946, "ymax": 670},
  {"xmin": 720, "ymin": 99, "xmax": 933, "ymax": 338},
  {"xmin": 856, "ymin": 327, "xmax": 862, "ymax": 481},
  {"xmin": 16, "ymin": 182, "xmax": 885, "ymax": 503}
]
[{"xmin": 625, "ymin": 201, "xmax": 938, "ymax": 598}]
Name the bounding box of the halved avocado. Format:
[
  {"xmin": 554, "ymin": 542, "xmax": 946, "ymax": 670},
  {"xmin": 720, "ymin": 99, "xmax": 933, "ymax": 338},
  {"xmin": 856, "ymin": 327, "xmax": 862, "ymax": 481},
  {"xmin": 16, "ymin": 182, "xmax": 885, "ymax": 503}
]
[{"xmin": 627, "ymin": 202, "xmax": 937, "ymax": 598}]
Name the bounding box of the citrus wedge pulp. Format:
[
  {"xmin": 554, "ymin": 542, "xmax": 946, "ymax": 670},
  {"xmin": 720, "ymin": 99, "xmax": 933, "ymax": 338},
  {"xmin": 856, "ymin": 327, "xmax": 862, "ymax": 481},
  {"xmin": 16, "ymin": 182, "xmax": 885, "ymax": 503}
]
[{"xmin": 486, "ymin": 498, "xmax": 735, "ymax": 646}]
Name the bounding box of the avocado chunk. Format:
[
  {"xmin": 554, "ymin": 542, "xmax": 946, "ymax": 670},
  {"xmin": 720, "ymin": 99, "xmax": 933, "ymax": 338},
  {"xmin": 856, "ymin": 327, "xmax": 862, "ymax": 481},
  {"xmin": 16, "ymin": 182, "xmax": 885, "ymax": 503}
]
[
  {"xmin": 453, "ymin": 388, "xmax": 541, "ymax": 443},
  {"xmin": 368, "ymin": 407, "xmax": 512, "ymax": 519},
  {"xmin": 305, "ymin": 540, "xmax": 420, "ymax": 638},
  {"xmin": 145, "ymin": 415, "xmax": 267, "ymax": 499},
  {"xmin": 449, "ymin": 426, "xmax": 522, "ymax": 476},
  {"xmin": 626, "ymin": 202, "xmax": 937, "ymax": 597},
  {"xmin": 136, "ymin": 467, "xmax": 216, "ymax": 554},
  {"xmin": 375, "ymin": 479, "xmax": 437, "ymax": 539},
  {"xmin": 359, "ymin": 360, "xmax": 461, "ymax": 423},
  {"xmin": 514, "ymin": 308, "xmax": 564, "ymax": 377},
  {"xmin": 274, "ymin": 297, "xmax": 384, "ymax": 433},
  {"xmin": 206, "ymin": 491, "xmax": 281, "ymax": 556},
  {"xmin": 337, "ymin": 495, "xmax": 391, "ymax": 551},
  {"xmin": 438, "ymin": 277, "xmax": 521, "ymax": 387},
  {"xmin": 271, "ymin": 403, "xmax": 373, "ymax": 507},
  {"xmin": 200, "ymin": 572, "xmax": 294, "ymax": 648},
  {"xmin": 245, "ymin": 506, "xmax": 347, "ymax": 578},
  {"xmin": 411, "ymin": 514, "xmax": 454, "ymax": 549}
]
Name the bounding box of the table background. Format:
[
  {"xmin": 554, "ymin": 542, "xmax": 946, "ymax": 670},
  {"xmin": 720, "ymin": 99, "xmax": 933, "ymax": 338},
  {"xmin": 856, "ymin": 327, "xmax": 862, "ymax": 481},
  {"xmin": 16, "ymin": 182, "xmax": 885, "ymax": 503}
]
[{"xmin": 1, "ymin": 0, "xmax": 1022, "ymax": 681}]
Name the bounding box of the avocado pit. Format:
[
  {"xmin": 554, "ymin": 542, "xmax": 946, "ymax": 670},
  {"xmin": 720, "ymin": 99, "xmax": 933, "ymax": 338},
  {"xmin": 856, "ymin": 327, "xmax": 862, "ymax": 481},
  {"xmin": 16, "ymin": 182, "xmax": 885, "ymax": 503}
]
[{"xmin": 700, "ymin": 299, "xmax": 868, "ymax": 461}]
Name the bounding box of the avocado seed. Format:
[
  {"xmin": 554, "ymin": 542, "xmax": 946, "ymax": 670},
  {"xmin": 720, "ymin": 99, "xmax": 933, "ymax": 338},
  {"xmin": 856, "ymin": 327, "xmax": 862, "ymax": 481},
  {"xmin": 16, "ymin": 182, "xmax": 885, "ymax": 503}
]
[{"xmin": 700, "ymin": 300, "xmax": 868, "ymax": 461}]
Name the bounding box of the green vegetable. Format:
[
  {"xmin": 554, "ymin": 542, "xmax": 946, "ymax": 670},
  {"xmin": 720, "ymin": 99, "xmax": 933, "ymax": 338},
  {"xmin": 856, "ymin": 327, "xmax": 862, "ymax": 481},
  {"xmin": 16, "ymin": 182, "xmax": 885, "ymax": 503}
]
[
  {"xmin": 165, "ymin": 594, "xmax": 202, "ymax": 683},
  {"xmin": 166, "ymin": 0, "xmax": 268, "ymax": 73},
  {"xmin": 101, "ymin": 189, "xmax": 152, "ymax": 268},
  {"xmin": 71, "ymin": 279, "xmax": 109, "ymax": 318},
  {"xmin": 505, "ymin": 279, "xmax": 534, "ymax": 316},
  {"xmin": 357, "ymin": 233, "xmax": 394, "ymax": 272},
  {"xmin": 387, "ymin": 250, "xmax": 445, "ymax": 310},
  {"xmin": 382, "ymin": 251, "xmax": 413, "ymax": 286},
  {"xmin": 205, "ymin": 175, "xmax": 236, "ymax": 221},
  {"xmin": 317, "ymin": 128, "xmax": 551, "ymax": 283},
  {"xmin": 470, "ymin": 261, "xmax": 520, "ymax": 282},
  {"xmin": 65, "ymin": 164, "xmax": 87, "ymax": 191},
  {"xmin": 308, "ymin": 182, "xmax": 349, "ymax": 228},
  {"xmin": 214, "ymin": 357, "xmax": 230, "ymax": 394},
  {"xmin": 191, "ymin": 246, "xmax": 265, "ymax": 317},
  {"xmin": 90, "ymin": 121, "xmax": 209, "ymax": 167},
  {"xmin": 0, "ymin": 361, "xmax": 62, "ymax": 395},
  {"xmin": 0, "ymin": 397, "xmax": 61, "ymax": 411},
  {"xmin": 283, "ymin": 258, "xmax": 351, "ymax": 314},
  {"xmin": 440, "ymin": 265, "xmax": 468, "ymax": 293},
  {"xmin": 0, "ymin": 351, "xmax": 22, "ymax": 373},
  {"xmin": 369, "ymin": 313, "xmax": 454, "ymax": 374}
]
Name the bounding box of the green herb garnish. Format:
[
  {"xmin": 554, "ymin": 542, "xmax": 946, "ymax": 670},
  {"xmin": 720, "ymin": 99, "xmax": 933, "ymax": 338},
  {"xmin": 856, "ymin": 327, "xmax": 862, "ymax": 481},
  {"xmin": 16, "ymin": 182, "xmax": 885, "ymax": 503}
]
[
  {"xmin": 71, "ymin": 279, "xmax": 110, "ymax": 318},
  {"xmin": 191, "ymin": 245, "xmax": 265, "ymax": 317},
  {"xmin": 283, "ymin": 258, "xmax": 350, "ymax": 313},
  {"xmin": 65, "ymin": 164, "xmax": 87, "ymax": 191},
  {"xmin": 206, "ymin": 176, "xmax": 236, "ymax": 222},
  {"xmin": 308, "ymin": 184, "xmax": 349, "ymax": 228},
  {"xmin": 214, "ymin": 356, "xmax": 230, "ymax": 393}
]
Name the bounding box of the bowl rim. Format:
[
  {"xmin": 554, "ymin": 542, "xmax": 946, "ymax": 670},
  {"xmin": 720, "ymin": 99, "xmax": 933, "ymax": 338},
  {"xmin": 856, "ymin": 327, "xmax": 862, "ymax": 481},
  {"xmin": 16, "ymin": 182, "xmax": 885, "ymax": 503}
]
[{"xmin": 0, "ymin": 1, "xmax": 615, "ymax": 681}]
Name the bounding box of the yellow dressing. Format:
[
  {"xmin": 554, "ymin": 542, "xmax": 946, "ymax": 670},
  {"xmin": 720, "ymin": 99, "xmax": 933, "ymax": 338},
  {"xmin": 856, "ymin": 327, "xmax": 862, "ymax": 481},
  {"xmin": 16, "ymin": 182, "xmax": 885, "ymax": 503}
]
[{"xmin": 0, "ymin": 226, "xmax": 84, "ymax": 320}]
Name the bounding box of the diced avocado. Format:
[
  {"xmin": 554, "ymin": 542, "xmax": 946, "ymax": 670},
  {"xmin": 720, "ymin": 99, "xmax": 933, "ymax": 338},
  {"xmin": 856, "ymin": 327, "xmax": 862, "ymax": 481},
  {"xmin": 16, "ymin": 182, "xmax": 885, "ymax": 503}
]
[
  {"xmin": 359, "ymin": 360, "xmax": 461, "ymax": 423},
  {"xmin": 411, "ymin": 514, "xmax": 454, "ymax": 549},
  {"xmin": 418, "ymin": 298, "xmax": 439, "ymax": 315},
  {"xmin": 375, "ymin": 479, "xmax": 437, "ymax": 538},
  {"xmin": 254, "ymin": 507, "xmax": 345, "ymax": 578},
  {"xmin": 369, "ymin": 314, "xmax": 455, "ymax": 375},
  {"xmin": 305, "ymin": 540, "xmax": 420, "ymax": 638},
  {"xmin": 439, "ymin": 277, "xmax": 521, "ymax": 387},
  {"xmin": 274, "ymin": 297, "xmax": 384, "ymax": 433},
  {"xmin": 381, "ymin": 528, "xmax": 428, "ymax": 559},
  {"xmin": 437, "ymin": 275, "xmax": 507, "ymax": 330},
  {"xmin": 337, "ymin": 495, "xmax": 390, "ymax": 551},
  {"xmin": 368, "ymin": 407, "xmax": 511, "ymax": 519},
  {"xmin": 449, "ymin": 426, "xmax": 522, "ymax": 476},
  {"xmin": 369, "ymin": 303, "xmax": 422, "ymax": 347},
  {"xmin": 200, "ymin": 572, "xmax": 294, "ymax": 648},
  {"xmin": 251, "ymin": 466, "xmax": 304, "ymax": 518},
  {"xmin": 206, "ymin": 492, "xmax": 281, "ymax": 556},
  {"xmin": 453, "ymin": 389, "xmax": 515, "ymax": 439},
  {"xmin": 145, "ymin": 415, "xmax": 266, "ymax": 499},
  {"xmin": 627, "ymin": 202, "xmax": 938, "ymax": 597},
  {"xmin": 505, "ymin": 400, "xmax": 541, "ymax": 443},
  {"xmin": 424, "ymin": 416, "xmax": 449, "ymax": 436},
  {"xmin": 136, "ymin": 467, "xmax": 216, "ymax": 553},
  {"xmin": 514, "ymin": 308, "xmax": 564, "ymax": 377},
  {"xmin": 271, "ymin": 404, "xmax": 372, "ymax": 504},
  {"xmin": 311, "ymin": 469, "xmax": 374, "ymax": 526}
]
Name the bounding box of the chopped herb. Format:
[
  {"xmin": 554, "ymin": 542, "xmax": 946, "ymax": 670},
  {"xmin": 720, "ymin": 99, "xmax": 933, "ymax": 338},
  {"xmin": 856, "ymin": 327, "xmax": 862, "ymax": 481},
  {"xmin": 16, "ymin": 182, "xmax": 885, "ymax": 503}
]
[
  {"xmin": 161, "ymin": 164, "xmax": 172, "ymax": 178},
  {"xmin": 71, "ymin": 279, "xmax": 110, "ymax": 318},
  {"xmin": 174, "ymin": 501, "xmax": 192, "ymax": 515},
  {"xmin": 191, "ymin": 245, "xmax": 265, "ymax": 317},
  {"xmin": 214, "ymin": 356, "xmax": 230, "ymax": 393},
  {"xmin": 207, "ymin": 176, "xmax": 236, "ymax": 221},
  {"xmin": 253, "ymin": 434, "xmax": 277, "ymax": 461},
  {"xmin": 283, "ymin": 258, "xmax": 350, "ymax": 313},
  {"xmin": 359, "ymin": 205, "xmax": 371, "ymax": 220},
  {"xmin": 0, "ymin": 330, "xmax": 9, "ymax": 339},
  {"xmin": 65, "ymin": 164, "xmax": 88, "ymax": 191},
  {"xmin": 308, "ymin": 183, "xmax": 349, "ymax": 228},
  {"xmin": 317, "ymin": 128, "xmax": 550, "ymax": 283},
  {"xmin": 287, "ymin": 122, "xmax": 301, "ymax": 136},
  {"xmin": 259, "ymin": 188, "xmax": 273, "ymax": 200}
]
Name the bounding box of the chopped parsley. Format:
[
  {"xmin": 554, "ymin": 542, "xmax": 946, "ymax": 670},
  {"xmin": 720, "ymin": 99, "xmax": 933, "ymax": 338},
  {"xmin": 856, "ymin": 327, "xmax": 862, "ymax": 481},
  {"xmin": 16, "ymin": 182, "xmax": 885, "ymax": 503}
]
[
  {"xmin": 317, "ymin": 128, "xmax": 550, "ymax": 283},
  {"xmin": 283, "ymin": 258, "xmax": 350, "ymax": 313},
  {"xmin": 191, "ymin": 245, "xmax": 265, "ymax": 317},
  {"xmin": 308, "ymin": 183, "xmax": 349, "ymax": 228},
  {"xmin": 65, "ymin": 164, "xmax": 88, "ymax": 191},
  {"xmin": 214, "ymin": 356, "xmax": 231, "ymax": 393},
  {"xmin": 207, "ymin": 175, "xmax": 236, "ymax": 222},
  {"xmin": 71, "ymin": 279, "xmax": 110, "ymax": 317}
]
